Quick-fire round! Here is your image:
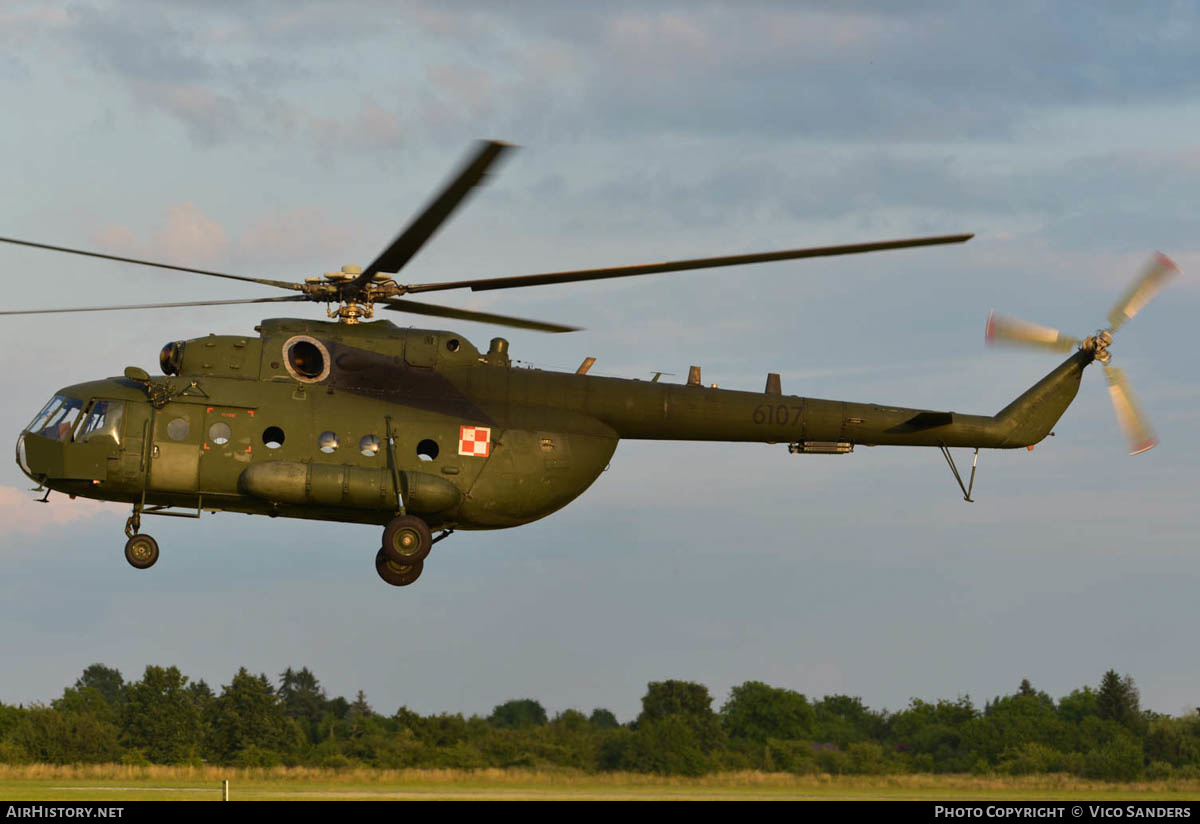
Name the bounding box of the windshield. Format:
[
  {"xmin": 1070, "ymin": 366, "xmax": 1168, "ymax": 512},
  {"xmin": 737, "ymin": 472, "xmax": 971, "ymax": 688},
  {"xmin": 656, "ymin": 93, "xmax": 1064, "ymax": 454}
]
[
  {"xmin": 77, "ymin": 400, "xmax": 125, "ymax": 445},
  {"xmin": 26, "ymin": 395, "xmax": 85, "ymax": 442}
]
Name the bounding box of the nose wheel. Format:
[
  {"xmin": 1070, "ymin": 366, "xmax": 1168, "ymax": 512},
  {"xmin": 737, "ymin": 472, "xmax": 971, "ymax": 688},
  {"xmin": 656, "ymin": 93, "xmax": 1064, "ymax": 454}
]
[{"xmin": 124, "ymin": 533, "xmax": 159, "ymax": 570}]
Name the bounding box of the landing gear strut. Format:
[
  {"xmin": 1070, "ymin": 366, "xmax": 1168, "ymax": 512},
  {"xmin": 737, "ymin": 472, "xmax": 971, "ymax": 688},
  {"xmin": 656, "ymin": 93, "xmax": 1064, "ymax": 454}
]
[{"xmin": 123, "ymin": 506, "xmax": 158, "ymax": 569}]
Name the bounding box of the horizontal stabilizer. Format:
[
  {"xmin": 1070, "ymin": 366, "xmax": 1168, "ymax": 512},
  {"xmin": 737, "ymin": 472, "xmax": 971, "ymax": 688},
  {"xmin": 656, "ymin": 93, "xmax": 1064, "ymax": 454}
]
[{"xmin": 888, "ymin": 411, "xmax": 954, "ymax": 433}]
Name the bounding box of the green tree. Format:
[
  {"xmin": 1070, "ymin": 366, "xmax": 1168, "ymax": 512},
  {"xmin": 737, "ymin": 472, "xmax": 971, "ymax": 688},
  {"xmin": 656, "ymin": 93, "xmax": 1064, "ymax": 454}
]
[
  {"xmin": 813, "ymin": 695, "xmax": 888, "ymax": 747},
  {"xmin": 206, "ymin": 668, "xmax": 296, "ymax": 763},
  {"xmin": 1096, "ymin": 671, "xmax": 1144, "ymax": 734},
  {"xmin": 722, "ymin": 681, "xmax": 814, "ymax": 743},
  {"xmin": 589, "ymin": 708, "xmax": 620, "ymax": 730},
  {"xmin": 1057, "ymin": 687, "xmax": 1099, "ymax": 724},
  {"xmin": 489, "ymin": 699, "xmax": 548, "ymax": 729},
  {"xmin": 617, "ymin": 716, "xmax": 712, "ymax": 776},
  {"xmin": 7, "ymin": 705, "xmax": 122, "ymax": 764},
  {"xmin": 122, "ymin": 666, "xmax": 204, "ymax": 764},
  {"xmin": 53, "ymin": 686, "xmax": 119, "ymax": 727},
  {"xmin": 0, "ymin": 703, "xmax": 27, "ymax": 741},
  {"xmin": 637, "ymin": 681, "xmax": 723, "ymax": 752},
  {"xmin": 892, "ymin": 696, "xmax": 978, "ymax": 772},
  {"xmin": 74, "ymin": 664, "xmax": 125, "ymax": 707},
  {"xmin": 279, "ymin": 667, "xmax": 326, "ymax": 737}
]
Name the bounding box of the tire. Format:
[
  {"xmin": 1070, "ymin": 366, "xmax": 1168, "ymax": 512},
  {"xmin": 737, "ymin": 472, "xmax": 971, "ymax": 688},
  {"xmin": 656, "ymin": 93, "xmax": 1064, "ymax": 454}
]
[
  {"xmin": 124, "ymin": 534, "xmax": 159, "ymax": 570},
  {"xmin": 381, "ymin": 515, "xmax": 433, "ymax": 565},
  {"xmin": 375, "ymin": 548, "xmax": 423, "ymax": 587}
]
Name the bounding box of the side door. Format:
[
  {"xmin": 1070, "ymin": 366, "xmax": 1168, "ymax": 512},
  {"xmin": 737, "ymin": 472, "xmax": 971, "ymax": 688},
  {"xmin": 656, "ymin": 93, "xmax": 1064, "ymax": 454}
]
[
  {"xmin": 148, "ymin": 403, "xmax": 202, "ymax": 494},
  {"xmin": 198, "ymin": 405, "xmax": 256, "ymax": 494}
]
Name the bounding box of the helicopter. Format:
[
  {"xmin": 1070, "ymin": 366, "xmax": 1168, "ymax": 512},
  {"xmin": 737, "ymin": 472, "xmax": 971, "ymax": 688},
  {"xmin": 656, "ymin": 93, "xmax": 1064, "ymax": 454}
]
[{"xmin": 3, "ymin": 141, "xmax": 1178, "ymax": 587}]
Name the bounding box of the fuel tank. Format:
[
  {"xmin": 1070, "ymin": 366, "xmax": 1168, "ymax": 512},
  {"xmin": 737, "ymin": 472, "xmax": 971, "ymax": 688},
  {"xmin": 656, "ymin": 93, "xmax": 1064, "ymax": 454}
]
[{"xmin": 239, "ymin": 461, "xmax": 461, "ymax": 516}]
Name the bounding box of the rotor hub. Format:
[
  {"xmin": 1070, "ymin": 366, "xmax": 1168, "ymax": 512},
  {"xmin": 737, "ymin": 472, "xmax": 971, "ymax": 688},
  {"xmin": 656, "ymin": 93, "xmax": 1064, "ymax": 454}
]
[{"xmin": 1081, "ymin": 329, "xmax": 1114, "ymax": 363}]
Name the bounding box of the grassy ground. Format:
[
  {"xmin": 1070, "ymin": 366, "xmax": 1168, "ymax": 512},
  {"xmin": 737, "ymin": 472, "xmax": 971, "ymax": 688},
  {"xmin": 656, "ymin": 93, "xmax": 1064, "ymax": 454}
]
[{"xmin": 2, "ymin": 765, "xmax": 1200, "ymax": 801}]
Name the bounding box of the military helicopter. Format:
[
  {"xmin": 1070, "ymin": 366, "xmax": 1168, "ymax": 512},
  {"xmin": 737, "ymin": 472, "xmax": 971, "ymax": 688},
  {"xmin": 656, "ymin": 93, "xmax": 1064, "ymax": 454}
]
[{"xmin": 3, "ymin": 141, "xmax": 1178, "ymax": 587}]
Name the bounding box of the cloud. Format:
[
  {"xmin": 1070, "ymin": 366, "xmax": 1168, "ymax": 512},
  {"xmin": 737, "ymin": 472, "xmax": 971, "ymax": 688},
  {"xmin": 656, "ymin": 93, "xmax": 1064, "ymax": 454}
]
[
  {"xmin": 92, "ymin": 202, "xmax": 230, "ymax": 266},
  {"xmin": 0, "ymin": 486, "xmax": 123, "ymax": 536},
  {"xmin": 237, "ymin": 208, "xmax": 359, "ymax": 266},
  {"xmin": 91, "ymin": 202, "xmax": 359, "ymax": 270}
]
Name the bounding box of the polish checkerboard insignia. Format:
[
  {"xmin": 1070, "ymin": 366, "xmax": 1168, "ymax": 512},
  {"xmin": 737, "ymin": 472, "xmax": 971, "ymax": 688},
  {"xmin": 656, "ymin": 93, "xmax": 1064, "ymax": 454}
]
[{"xmin": 458, "ymin": 425, "xmax": 491, "ymax": 457}]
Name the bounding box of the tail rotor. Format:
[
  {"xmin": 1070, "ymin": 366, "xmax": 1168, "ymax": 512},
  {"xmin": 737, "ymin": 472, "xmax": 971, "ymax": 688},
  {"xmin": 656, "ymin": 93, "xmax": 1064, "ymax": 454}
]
[{"xmin": 985, "ymin": 253, "xmax": 1179, "ymax": 455}]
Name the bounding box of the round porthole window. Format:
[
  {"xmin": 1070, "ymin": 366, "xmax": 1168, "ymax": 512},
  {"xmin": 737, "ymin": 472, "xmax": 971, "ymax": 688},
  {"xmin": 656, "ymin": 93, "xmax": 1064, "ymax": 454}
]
[
  {"xmin": 282, "ymin": 335, "xmax": 331, "ymax": 383},
  {"xmin": 263, "ymin": 426, "xmax": 285, "ymax": 449},
  {"xmin": 359, "ymin": 434, "xmax": 380, "ymax": 456},
  {"xmin": 167, "ymin": 417, "xmax": 190, "ymax": 441},
  {"xmin": 208, "ymin": 422, "xmax": 231, "ymax": 445},
  {"xmin": 416, "ymin": 439, "xmax": 439, "ymax": 461},
  {"xmin": 318, "ymin": 431, "xmax": 338, "ymax": 453}
]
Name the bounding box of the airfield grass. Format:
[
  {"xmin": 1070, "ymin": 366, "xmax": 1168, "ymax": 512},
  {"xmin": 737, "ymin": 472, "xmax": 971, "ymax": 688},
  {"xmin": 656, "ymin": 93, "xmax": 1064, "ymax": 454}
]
[{"xmin": 2, "ymin": 765, "xmax": 1200, "ymax": 801}]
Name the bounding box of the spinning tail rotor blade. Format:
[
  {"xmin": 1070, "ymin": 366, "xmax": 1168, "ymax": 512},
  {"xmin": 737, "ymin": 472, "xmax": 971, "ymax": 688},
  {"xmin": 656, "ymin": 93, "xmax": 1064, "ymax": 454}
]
[
  {"xmin": 1107, "ymin": 253, "xmax": 1179, "ymax": 332},
  {"xmin": 985, "ymin": 310, "xmax": 1081, "ymax": 352},
  {"xmin": 1104, "ymin": 364, "xmax": 1158, "ymax": 455}
]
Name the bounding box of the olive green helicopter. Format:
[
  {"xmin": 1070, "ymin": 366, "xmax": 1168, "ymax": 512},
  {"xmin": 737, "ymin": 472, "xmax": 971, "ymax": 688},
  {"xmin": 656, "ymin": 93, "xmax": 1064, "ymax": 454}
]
[{"xmin": 2, "ymin": 141, "xmax": 1178, "ymax": 587}]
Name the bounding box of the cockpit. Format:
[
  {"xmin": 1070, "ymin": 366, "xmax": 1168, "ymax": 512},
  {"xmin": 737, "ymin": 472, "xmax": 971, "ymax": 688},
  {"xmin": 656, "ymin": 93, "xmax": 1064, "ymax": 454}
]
[
  {"xmin": 18, "ymin": 395, "xmax": 126, "ymax": 481},
  {"xmin": 25, "ymin": 395, "xmax": 126, "ymax": 443},
  {"xmin": 27, "ymin": 395, "xmax": 85, "ymax": 442}
]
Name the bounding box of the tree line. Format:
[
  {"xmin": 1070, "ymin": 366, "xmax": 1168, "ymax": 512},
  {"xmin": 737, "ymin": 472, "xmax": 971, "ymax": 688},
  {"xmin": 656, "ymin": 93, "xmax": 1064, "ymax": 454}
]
[{"xmin": 1, "ymin": 665, "xmax": 1197, "ymax": 780}]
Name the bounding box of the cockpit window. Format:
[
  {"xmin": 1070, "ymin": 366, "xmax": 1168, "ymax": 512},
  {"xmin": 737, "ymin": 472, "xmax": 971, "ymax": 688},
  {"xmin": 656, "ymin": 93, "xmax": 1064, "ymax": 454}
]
[
  {"xmin": 27, "ymin": 395, "xmax": 85, "ymax": 442},
  {"xmin": 77, "ymin": 400, "xmax": 125, "ymax": 445}
]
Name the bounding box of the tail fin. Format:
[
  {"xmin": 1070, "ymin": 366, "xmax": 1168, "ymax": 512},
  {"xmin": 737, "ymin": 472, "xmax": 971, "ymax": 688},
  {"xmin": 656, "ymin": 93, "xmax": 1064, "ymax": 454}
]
[{"xmin": 992, "ymin": 350, "xmax": 1093, "ymax": 447}]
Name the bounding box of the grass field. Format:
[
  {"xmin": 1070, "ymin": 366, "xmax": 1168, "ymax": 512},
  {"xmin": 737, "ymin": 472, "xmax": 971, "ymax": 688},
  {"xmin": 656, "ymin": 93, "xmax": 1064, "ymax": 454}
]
[{"xmin": 2, "ymin": 765, "xmax": 1200, "ymax": 801}]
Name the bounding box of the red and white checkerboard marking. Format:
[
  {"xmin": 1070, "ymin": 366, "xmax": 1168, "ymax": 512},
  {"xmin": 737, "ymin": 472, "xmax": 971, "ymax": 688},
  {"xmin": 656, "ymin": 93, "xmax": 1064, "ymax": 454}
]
[{"xmin": 458, "ymin": 425, "xmax": 491, "ymax": 457}]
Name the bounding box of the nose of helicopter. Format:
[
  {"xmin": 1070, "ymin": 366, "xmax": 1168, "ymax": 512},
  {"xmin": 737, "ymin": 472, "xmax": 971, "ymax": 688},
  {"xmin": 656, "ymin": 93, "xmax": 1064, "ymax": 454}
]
[
  {"xmin": 15, "ymin": 432, "xmax": 37, "ymax": 482},
  {"xmin": 16, "ymin": 392, "xmax": 87, "ymax": 486}
]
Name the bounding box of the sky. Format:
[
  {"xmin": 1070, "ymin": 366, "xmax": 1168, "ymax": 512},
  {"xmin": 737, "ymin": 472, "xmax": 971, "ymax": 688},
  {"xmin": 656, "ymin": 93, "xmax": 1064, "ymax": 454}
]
[{"xmin": 1, "ymin": 1, "xmax": 1198, "ymax": 722}]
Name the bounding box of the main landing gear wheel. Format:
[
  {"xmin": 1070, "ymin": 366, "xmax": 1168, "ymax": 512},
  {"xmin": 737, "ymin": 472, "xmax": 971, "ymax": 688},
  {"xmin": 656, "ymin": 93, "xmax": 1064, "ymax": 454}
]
[
  {"xmin": 381, "ymin": 515, "xmax": 433, "ymax": 565},
  {"xmin": 375, "ymin": 548, "xmax": 423, "ymax": 587},
  {"xmin": 124, "ymin": 534, "xmax": 159, "ymax": 570}
]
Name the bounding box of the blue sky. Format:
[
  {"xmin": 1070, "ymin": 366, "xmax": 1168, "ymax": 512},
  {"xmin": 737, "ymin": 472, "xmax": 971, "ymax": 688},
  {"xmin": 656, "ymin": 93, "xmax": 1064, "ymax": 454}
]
[{"xmin": 1, "ymin": 2, "xmax": 1197, "ymax": 721}]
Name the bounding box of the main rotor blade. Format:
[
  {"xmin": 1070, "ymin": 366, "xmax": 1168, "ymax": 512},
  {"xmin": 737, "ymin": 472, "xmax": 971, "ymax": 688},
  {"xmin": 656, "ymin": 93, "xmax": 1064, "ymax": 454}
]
[
  {"xmin": 985, "ymin": 310, "xmax": 1081, "ymax": 352},
  {"xmin": 1107, "ymin": 252, "xmax": 1179, "ymax": 332},
  {"xmin": 0, "ymin": 295, "xmax": 308, "ymax": 316},
  {"xmin": 404, "ymin": 233, "xmax": 975, "ymax": 294},
  {"xmin": 0, "ymin": 236, "xmax": 304, "ymax": 291},
  {"xmin": 380, "ymin": 297, "xmax": 579, "ymax": 333},
  {"xmin": 1104, "ymin": 364, "xmax": 1158, "ymax": 455},
  {"xmin": 349, "ymin": 140, "xmax": 514, "ymax": 295}
]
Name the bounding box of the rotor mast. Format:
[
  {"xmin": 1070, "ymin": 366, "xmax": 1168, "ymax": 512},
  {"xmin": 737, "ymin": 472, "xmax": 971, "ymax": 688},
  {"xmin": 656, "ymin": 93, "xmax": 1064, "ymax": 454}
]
[{"xmin": 304, "ymin": 265, "xmax": 402, "ymax": 324}]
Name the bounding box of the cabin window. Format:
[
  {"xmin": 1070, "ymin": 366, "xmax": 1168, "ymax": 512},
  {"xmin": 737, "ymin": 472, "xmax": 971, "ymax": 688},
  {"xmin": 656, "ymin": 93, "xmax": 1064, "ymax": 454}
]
[
  {"xmin": 318, "ymin": 431, "xmax": 339, "ymax": 453},
  {"xmin": 359, "ymin": 434, "xmax": 380, "ymax": 457},
  {"xmin": 209, "ymin": 422, "xmax": 232, "ymax": 445},
  {"xmin": 263, "ymin": 426, "xmax": 285, "ymax": 449},
  {"xmin": 77, "ymin": 400, "xmax": 125, "ymax": 445},
  {"xmin": 27, "ymin": 395, "xmax": 84, "ymax": 442},
  {"xmin": 416, "ymin": 439, "xmax": 439, "ymax": 461},
  {"xmin": 167, "ymin": 417, "xmax": 191, "ymax": 441}
]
